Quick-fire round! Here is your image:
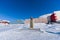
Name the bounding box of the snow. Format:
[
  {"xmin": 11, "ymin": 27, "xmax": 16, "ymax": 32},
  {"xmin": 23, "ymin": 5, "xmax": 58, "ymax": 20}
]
[
  {"xmin": 0, "ymin": 23, "xmax": 60, "ymax": 40},
  {"xmin": 0, "ymin": 27, "xmax": 57, "ymax": 40},
  {"xmin": 46, "ymin": 23, "xmax": 60, "ymax": 34},
  {"xmin": 53, "ymin": 11, "xmax": 60, "ymax": 21},
  {"xmin": 39, "ymin": 13, "xmax": 52, "ymax": 18}
]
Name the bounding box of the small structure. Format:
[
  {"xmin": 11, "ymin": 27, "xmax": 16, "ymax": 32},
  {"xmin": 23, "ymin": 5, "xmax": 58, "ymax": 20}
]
[
  {"xmin": 30, "ymin": 17, "xmax": 33, "ymax": 29},
  {"xmin": 0, "ymin": 20, "xmax": 10, "ymax": 25},
  {"xmin": 47, "ymin": 11, "xmax": 60, "ymax": 24},
  {"xmin": 50, "ymin": 13, "xmax": 57, "ymax": 23}
]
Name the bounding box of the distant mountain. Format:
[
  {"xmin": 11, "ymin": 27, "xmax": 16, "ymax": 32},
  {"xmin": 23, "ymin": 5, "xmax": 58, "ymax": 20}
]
[{"xmin": 10, "ymin": 20, "xmax": 24, "ymax": 24}]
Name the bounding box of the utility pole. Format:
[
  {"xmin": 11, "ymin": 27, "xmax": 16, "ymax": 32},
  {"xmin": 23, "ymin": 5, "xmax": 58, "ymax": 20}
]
[{"xmin": 30, "ymin": 16, "xmax": 33, "ymax": 29}]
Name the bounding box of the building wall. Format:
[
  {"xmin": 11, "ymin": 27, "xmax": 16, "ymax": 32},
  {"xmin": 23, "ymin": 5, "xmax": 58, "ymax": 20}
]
[{"xmin": 24, "ymin": 17, "xmax": 48, "ymax": 24}]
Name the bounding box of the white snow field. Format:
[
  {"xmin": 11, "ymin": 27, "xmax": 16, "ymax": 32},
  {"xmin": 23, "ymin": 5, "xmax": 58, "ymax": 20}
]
[{"xmin": 0, "ymin": 23, "xmax": 60, "ymax": 40}]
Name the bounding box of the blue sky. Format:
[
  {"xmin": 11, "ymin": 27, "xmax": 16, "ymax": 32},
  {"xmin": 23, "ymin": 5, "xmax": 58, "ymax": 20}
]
[{"xmin": 0, "ymin": 0, "xmax": 60, "ymax": 21}]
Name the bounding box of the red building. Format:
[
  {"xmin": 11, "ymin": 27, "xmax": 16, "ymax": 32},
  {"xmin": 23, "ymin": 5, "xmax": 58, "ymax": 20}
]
[{"xmin": 50, "ymin": 13, "xmax": 57, "ymax": 22}]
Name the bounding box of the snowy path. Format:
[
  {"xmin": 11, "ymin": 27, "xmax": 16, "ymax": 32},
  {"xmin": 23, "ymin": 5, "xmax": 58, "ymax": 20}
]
[
  {"xmin": 0, "ymin": 28, "xmax": 60, "ymax": 40},
  {"xmin": 0, "ymin": 24, "xmax": 23, "ymax": 32},
  {"xmin": 0, "ymin": 23, "xmax": 60, "ymax": 40}
]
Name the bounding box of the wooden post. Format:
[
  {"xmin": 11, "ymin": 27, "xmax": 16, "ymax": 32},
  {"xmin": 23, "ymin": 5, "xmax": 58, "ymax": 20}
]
[{"xmin": 30, "ymin": 16, "xmax": 33, "ymax": 29}]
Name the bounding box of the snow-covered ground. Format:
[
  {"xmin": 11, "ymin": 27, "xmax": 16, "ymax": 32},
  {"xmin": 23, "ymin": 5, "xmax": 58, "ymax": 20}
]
[{"xmin": 0, "ymin": 23, "xmax": 60, "ymax": 40}]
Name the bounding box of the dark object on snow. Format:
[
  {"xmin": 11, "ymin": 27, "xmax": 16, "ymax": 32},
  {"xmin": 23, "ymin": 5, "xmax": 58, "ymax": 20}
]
[
  {"xmin": 47, "ymin": 13, "xmax": 57, "ymax": 24},
  {"xmin": 30, "ymin": 16, "xmax": 33, "ymax": 29},
  {"xmin": 47, "ymin": 16, "xmax": 51, "ymax": 24}
]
